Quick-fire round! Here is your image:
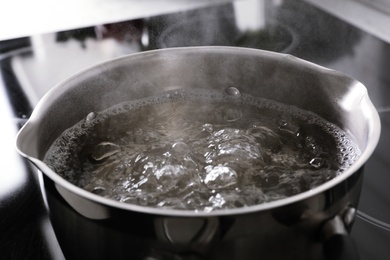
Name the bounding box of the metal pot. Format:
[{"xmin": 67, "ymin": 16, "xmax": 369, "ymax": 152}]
[{"xmin": 16, "ymin": 47, "xmax": 380, "ymax": 260}]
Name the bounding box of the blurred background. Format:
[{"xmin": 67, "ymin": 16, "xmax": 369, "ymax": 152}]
[{"xmin": 1, "ymin": 1, "xmax": 390, "ymax": 259}]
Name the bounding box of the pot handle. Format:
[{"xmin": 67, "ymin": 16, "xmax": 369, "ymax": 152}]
[{"xmin": 321, "ymin": 213, "xmax": 360, "ymax": 260}]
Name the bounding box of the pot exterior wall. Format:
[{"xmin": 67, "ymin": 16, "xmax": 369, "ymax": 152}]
[{"xmin": 44, "ymin": 167, "xmax": 363, "ymax": 260}]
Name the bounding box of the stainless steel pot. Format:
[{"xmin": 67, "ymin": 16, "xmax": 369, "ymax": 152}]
[{"xmin": 16, "ymin": 47, "xmax": 380, "ymax": 260}]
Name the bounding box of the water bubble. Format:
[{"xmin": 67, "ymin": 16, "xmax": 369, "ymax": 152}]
[
  {"xmin": 153, "ymin": 165, "xmax": 183, "ymax": 191},
  {"xmin": 208, "ymin": 193, "xmax": 226, "ymax": 209},
  {"xmin": 225, "ymin": 87, "xmax": 241, "ymax": 97},
  {"xmin": 158, "ymin": 197, "xmax": 186, "ymax": 209},
  {"xmin": 91, "ymin": 187, "xmax": 106, "ymax": 195},
  {"xmin": 202, "ymin": 123, "xmax": 213, "ymax": 133},
  {"xmin": 86, "ymin": 112, "xmax": 97, "ymax": 122},
  {"xmin": 204, "ymin": 165, "xmax": 238, "ymax": 190},
  {"xmin": 248, "ymin": 125, "xmax": 280, "ymax": 140},
  {"xmin": 132, "ymin": 176, "xmax": 153, "ymax": 190},
  {"xmin": 186, "ymin": 196, "xmax": 204, "ymax": 209},
  {"xmin": 171, "ymin": 142, "xmax": 190, "ymax": 158},
  {"xmin": 212, "ymin": 129, "xmax": 262, "ymax": 161},
  {"xmin": 309, "ymin": 157, "xmax": 324, "ymax": 168},
  {"xmin": 91, "ymin": 142, "xmax": 120, "ymax": 161},
  {"xmin": 305, "ymin": 136, "xmax": 317, "ymax": 150},
  {"xmin": 247, "ymin": 127, "xmax": 265, "ymax": 139},
  {"xmin": 278, "ymin": 120, "xmax": 300, "ymax": 136}
]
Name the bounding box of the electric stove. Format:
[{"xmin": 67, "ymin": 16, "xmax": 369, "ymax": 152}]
[{"xmin": 1, "ymin": 1, "xmax": 390, "ymax": 259}]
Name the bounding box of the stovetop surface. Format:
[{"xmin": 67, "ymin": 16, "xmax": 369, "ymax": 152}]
[{"xmin": 1, "ymin": 1, "xmax": 390, "ymax": 259}]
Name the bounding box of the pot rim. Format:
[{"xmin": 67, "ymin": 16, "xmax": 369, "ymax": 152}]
[{"xmin": 16, "ymin": 46, "xmax": 381, "ymax": 217}]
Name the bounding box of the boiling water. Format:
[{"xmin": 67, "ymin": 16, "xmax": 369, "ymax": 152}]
[{"xmin": 44, "ymin": 89, "xmax": 360, "ymax": 212}]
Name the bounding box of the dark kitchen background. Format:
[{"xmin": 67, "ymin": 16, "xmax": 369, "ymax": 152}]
[{"xmin": 1, "ymin": 0, "xmax": 390, "ymax": 259}]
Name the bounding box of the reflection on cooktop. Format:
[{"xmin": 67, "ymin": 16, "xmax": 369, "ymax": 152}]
[
  {"xmin": 351, "ymin": 110, "xmax": 390, "ymax": 260},
  {"xmin": 358, "ymin": 110, "xmax": 390, "ymax": 229}
]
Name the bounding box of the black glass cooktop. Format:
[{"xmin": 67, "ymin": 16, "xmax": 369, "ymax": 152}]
[{"xmin": 1, "ymin": 1, "xmax": 390, "ymax": 259}]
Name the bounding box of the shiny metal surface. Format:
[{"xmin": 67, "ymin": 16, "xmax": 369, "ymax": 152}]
[{"xmin": 15, "ymin": 47, "xmax": 380, "ymax": 259}]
